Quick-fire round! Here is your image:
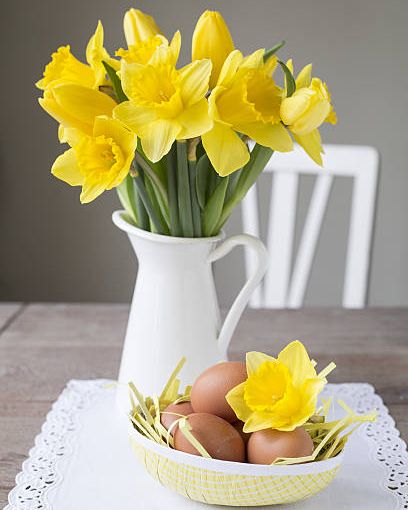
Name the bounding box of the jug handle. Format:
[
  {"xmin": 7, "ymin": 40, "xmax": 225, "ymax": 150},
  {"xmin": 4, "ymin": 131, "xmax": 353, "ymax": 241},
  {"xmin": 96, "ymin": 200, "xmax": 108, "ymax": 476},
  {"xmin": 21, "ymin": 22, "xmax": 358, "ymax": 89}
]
[{"xmin": 208, "ymin": 234, "xmax": 269, "ymax": 357}]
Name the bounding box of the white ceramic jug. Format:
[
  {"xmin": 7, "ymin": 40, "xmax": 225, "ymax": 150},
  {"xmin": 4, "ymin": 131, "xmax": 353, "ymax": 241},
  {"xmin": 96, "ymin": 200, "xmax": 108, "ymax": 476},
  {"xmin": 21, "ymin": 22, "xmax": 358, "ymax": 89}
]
[{"xmin": 113, "ymin": 211, "xmax": 269, "ymax": 412}]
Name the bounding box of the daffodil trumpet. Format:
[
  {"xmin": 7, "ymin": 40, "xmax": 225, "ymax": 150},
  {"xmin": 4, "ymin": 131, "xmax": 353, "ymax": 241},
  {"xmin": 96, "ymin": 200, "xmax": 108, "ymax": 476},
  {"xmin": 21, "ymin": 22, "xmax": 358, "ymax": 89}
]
[{"xmin": 37, "ymin": 8, "xmax": 336, "ymax": 238}]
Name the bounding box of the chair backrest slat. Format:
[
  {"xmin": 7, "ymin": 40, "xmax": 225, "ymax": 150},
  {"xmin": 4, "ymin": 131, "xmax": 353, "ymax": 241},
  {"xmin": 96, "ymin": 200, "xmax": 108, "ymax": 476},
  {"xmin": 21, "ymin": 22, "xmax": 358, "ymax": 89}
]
[
  {"xmin": 343, "ymin": 152, "xmax": 378, "ymax": 307},
  {"xmin": 264, "ymin": 172, "xmax": 299, "ymax": 308},
  {"xmin": 240, "ymin": 144, "xmax": 379, "ymax": 309}
]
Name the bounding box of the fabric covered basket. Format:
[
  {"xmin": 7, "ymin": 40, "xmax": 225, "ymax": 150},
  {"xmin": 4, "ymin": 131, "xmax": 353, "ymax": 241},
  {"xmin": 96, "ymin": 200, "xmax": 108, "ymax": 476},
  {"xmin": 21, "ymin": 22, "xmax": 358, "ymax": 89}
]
[{"xmin": 129, "ymin": 424, "xmax": 344, "ymax": 506}]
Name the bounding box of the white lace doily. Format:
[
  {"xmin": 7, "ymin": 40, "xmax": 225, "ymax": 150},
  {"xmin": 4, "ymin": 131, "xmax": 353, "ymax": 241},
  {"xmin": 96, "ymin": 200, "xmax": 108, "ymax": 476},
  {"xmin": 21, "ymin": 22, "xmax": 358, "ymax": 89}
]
[{"xmin": 5, "ymin": 380, "xmax": 408, "ymax": 510}]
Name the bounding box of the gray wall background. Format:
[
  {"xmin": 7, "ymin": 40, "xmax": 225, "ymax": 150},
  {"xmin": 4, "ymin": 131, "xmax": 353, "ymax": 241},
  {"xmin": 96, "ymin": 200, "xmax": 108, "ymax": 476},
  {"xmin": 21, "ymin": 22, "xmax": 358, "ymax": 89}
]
[{"xmin": 1, "ymin": 0, "xmax": 407, "ymax": 306}]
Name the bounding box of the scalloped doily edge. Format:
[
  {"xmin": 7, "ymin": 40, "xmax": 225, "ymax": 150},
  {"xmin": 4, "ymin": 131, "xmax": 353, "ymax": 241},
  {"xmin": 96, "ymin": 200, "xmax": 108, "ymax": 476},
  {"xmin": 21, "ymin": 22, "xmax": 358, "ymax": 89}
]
[{"xmin": 5, "ymin": 380, "xmax": 408, "ymax": 509}]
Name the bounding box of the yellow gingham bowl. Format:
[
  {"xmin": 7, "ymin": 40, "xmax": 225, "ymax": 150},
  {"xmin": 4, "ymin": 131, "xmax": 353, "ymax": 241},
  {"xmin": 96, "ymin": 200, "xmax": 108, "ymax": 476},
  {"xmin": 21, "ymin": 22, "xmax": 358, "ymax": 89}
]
[{"xmin": 129, "ymin": 425, "xmax": 344, "ymax": 506}]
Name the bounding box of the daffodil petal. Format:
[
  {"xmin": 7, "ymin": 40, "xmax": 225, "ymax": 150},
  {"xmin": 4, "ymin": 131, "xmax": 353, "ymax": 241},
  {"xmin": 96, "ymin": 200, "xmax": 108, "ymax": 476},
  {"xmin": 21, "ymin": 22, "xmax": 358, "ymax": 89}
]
[
  {"xmin": 217, "ymin": 50, "xmax": 243, "ymax": 87},
  {"xmin": 141, "ymin": 119, "xmax": 180, "ymax": 162},
  {"xmin": 294, "ymin": 129, "xmax": 323, "ymax": 166},
  {"xmin": 201, "ymin": 122, "xmax": 249, "ymax": 176},
  {"xmin": 148, "ymin": 32, "xmax": 181, "ymax": 67},
  {"xmin": 277, "ymin": 340, "xmax": 317, "ymax": 387},
  {"xmin": 58, "ymin": 126, "xmax": 83, "ymax": 147},
  {"xmin": 93, "ymin": 115, "xmax": 137, "ymax": 154},
  {"xmin": 245, "ymin": 351, "xmax": 275, "ymax": 376},
  {"xmin": 113, "ymin": 101, "xmax": 156, "ymax": 137},
  {"xmin": 86, "ymin": 21, "xmax": 105, "ymax": 82},
  {"xmin": 80, "ymin": 179, "xmax": 107, "ymax": 204},
  {"xmin": 51, "ymin": 148, "xmax": 84, "ymax": 186},
  {"xmin": 169, "ymin": 30, "xmax": 181, "ymax": 62},
  {"xmin": 238, "ymin": 122, "xmax": 293, "ymax": 152},
  {"xmin": 296, "ymin": 63, "xmax": 312, "ymax": 88},
  {"xmin": 240, "ymin": 48, "xmax": 264, "ymax": 70},
  {"xmin": 52, "ymin": 84, "xmax": 117, "ymax": 127},
  {"xmin": 225, "ymin": 382, "xmax": 252, "ymax": 422},
  {"xmin": 242, "ymin": 412, "xmax": 276, "ymax": 433},
  {"xmin": 119, "ymin": 61, "xmax": 144, "ymax": 99},
  {"xmin": 179, "ymin": 59, "xmax": 212, "ymax": 107},
  {"xmin": 86, "ymin": 21, "xmax": 120, "ymax": 82},
  {"xmin": 280, "ymin": 94, "xmax": 310, "ymax": 126},
  {"xmin": 177, "ymin": 98, "xmax": 212, "ymax": 139},
  {"xmin": 264, "ymin": 55, "xmax": 278, "ymax": 75},
  {"xmin": 39, "ymin": 95, "xmax": 92, "ymax": 134}
]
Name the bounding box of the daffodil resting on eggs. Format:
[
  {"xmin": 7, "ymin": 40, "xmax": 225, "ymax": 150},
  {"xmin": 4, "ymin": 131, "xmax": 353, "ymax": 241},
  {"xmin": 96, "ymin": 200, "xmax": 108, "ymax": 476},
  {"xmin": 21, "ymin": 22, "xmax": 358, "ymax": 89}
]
[{"xmin": 37, "ymin": 8, "xmax": 336, "ymax": 237}]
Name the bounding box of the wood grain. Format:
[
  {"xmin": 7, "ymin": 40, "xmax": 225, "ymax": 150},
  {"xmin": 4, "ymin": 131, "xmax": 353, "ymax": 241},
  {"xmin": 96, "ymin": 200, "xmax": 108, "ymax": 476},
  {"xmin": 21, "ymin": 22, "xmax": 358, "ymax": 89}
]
[{"xmin": 0, "ymin": 304, "xmax": 407, "ymax": 506}]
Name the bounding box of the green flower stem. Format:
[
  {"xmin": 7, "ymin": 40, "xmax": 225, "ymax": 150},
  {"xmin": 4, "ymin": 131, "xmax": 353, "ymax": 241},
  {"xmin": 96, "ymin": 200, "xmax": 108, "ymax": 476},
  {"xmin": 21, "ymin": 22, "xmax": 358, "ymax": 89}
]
[
  {"xmin": 202, "ymin": 175, "xmax": 230, "ymax": 237},
  {"xmin": 116, "ymin": 174, "xmax": 139, "ymax": 226},
  {"xmin": 144, "ymin": 176, "xmax": 170, "ymax": 235},
  {"xmin": 134, "ymin": 151, "xmax": 170, "ymax": 227},
  {"xmin": 132, "ymin": 165, "xmax": 167, "ymax": 235},
  {"xmin": 188, "ymin": 159, "xmax": 202, "ymax": 237},
  {"xmin": 195, "ymin": 153, "xmax": 211, "ymax": 210},
  {"xmin": 177, "ymin": 141, "xmax": 194, "ymax": 237},
  {"xmin": 166, "ymin": 144, "xmax": 181, "ymax": 236},
  {"xmin": 215, "ymin": 144, "xmax": 274, "ymax": 232},
  {"xmin": 132, "ymin": 168, "xmax": 151, "ymax": 231}
]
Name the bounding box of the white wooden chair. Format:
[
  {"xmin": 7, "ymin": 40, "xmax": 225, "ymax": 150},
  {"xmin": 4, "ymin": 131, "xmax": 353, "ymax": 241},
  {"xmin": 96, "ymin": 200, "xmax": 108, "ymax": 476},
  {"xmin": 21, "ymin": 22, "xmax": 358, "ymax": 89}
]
[{"xmin": 241, "ymin": 144, "xmax": 379, "ymax": 309}]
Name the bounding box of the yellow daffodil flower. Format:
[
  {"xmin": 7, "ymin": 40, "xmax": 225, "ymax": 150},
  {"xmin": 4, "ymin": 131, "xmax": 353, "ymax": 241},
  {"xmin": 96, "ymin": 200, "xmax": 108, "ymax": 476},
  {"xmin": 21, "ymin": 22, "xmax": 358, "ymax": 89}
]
[
  {"xmin": 202, "ymin": 49, "xmax": 293, "ymax": 176},
  {"xmin": 36, "ymin": 21, "xmax": 118, "ymax": 91},
  {"xmin": 113, "ymin": 59, "xmax": 213, "ymax": 162},
  {"xmin": 280, "ymin": 60, "xmax": 337, "ymax": 165},
  {"xmin": 123, "ymin": 8, "xmax": 161, "ymax": 46},
  {"xmin": 192, "ymin": 10, "xmax": 234, "ymax": 89},
  {"xmin": 226, "ymin": 341, "xmax": 336, "ymax": 432},
  {"xmin": 39, "ymin": 83, "xmax": 117, "ymax": 135},
  {"xmin": 52, "ymin": 116, "xmax": 137, "ymax": 203},
  {"xmin": 116, "ymin": 31, "xmax": 181, "ymax": 67}
]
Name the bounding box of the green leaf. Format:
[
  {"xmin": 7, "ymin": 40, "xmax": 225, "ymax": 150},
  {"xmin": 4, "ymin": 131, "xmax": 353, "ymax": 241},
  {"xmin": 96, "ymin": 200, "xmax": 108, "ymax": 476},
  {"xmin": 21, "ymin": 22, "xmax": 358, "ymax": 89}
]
[
  {"xmin": 202, "ymin": 176, "xmax": 230, "ymax": 237},
  {"xmin": 278, "ymin": 60, "xmax": 296, "ymax": 97},
  {"xmin": 263, "ymin": 41, "xmax": 285, "ymax": 61},
  {"xmin": 196, "ymin": 153, "xmax": 211, "ymax": 210},
  {"xmin": 102, "ymin": 61, "xmax": 128, "ymax": 103}
]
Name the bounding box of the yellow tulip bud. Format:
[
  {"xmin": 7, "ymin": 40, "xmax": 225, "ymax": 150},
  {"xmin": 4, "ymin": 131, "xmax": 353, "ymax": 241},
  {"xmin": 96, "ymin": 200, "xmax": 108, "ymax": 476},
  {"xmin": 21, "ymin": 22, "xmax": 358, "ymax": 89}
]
[
  {"xmin": 192, "ymin": 10, "xmax": 234, "ymax": 89},
  {"xmin": 280, "ymin": 78, "xmax": 334, "ymax": 135},
  {"xmin": 123, "ymin": 8, "xmax": 161, "ymax": 47}
]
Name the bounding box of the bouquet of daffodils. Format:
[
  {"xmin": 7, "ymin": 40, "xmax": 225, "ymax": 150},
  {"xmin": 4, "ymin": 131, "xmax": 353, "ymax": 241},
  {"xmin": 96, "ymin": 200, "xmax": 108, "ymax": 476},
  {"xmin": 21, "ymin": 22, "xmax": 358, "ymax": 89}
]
[{"xmin": 37, "ymin": 9, "xmax": 336, "ymax": 237}]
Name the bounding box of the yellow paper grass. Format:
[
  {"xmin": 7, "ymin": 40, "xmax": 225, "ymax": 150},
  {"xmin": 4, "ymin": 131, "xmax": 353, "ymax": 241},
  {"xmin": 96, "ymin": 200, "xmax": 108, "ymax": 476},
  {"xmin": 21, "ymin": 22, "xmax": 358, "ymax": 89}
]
[{"xmin": 128, "ymin": 357, "xmax": 376, "ymax": 465}]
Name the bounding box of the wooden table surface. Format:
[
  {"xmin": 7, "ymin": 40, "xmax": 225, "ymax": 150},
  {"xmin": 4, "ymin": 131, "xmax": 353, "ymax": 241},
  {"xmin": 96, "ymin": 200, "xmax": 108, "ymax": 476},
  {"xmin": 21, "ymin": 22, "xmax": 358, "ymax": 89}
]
[{"xmin": 0, "ymin": 303, "xmax": 407, "ymax": 506}]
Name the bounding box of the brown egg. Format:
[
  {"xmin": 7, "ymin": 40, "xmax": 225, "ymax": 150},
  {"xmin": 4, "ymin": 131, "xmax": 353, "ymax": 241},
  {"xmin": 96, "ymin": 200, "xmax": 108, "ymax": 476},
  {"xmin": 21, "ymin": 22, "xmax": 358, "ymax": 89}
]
[
  {"xmin": 247, "ymin": 427, "xmax": 314, "ymax": 464},
  {"xmin": 174, "ymin": 413, "xmax": 245, "ymax": 462},
  {"xmin": 190, "ymin": 361, "xmax": 247, "ymax": 422},
  {"xmin": 160, "ymin": 402, "xmax": 194, "ymax": 434},
  {"xmin": 232, "ymin": 420, "xmax": 251, "ymax": 445}
]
